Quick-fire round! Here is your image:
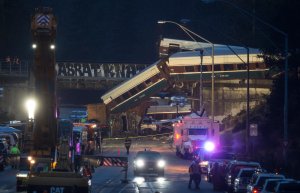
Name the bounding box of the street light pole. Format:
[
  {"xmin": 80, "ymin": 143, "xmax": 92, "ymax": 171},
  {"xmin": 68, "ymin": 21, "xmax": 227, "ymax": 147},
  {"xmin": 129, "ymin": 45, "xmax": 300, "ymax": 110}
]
[
  {"xmin": 199, "ymin": 49, "xmax": 204, "ymax": 112},
  {"xmin": 226, "ymin": 44, "xmax": 251, "ymax": 155},
  {"xmin": 246, "ymin": 47, "xmax": 250, "ymax": 156},
  {"xmin": 176, "ymin": 103, "xmax": 179, "ymax": 118},
  {"xmin": 157, "ymin": 20, "xmax": 215, "ymax": 122},
  {"xmin": 211, "ymin": 44, "xmax": 215, "ymax": 123},
  {"xmin": 283, "ymin": 35, "xmax": 288, "ymax": 167}
]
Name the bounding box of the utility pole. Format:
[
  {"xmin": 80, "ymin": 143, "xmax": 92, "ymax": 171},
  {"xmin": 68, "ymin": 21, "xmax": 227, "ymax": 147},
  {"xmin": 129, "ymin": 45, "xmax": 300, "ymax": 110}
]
[
  {"xmin": 246, "ymin": 47, "xmax": 250, "ymax": 157},
  {"xmin": 199, "ymin": 49, "xmax": 204, "ymax": 113}
]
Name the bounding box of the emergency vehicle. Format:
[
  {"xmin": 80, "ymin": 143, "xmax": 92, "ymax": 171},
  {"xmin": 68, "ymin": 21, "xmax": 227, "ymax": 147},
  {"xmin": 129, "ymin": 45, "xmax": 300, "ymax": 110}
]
[{"xmin": 173, "ymin": 113, "xmax": 220, "ymax": 163}]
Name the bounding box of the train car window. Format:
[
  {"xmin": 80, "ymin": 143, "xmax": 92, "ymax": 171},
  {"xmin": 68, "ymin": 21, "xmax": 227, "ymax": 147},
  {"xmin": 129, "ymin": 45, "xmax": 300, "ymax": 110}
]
[
  {"xmin": 137, "ymin": 84, "xmax": 145, "ymax": 91},
  {"xmin": 233, "ymin": 64, "xmax": 238, "ymax": 70},
  {"xmin": 154, "ymin": 74, "xmax": 161, "ymax": 80},
  {"xmin": 224, "ymin": 64, "xmax": 234, "ymax": 71},
  {"xmin": 249, "ymin": 63, "xmax": 256, "ymax": 70},
  {"xmin": 256, "ymin": 63, "xmax": 263, "ymax": 69},
  {"xmin": 115, "ymin": 97, "xmax": 122, "ymax": 104},
  {"xmin": 258, "ymin": 63, "xmax": 266, "ymax": 68},
  {"xmin": 122, "ymin": 92, "xmax": 130, "ymax": 99},
  {"xmin": 214, "ymin": 65, "xmax": 221, "ymax": 71},
  {"xmin": 185, "ymin": 66, "xmax": 195, "ymax": 72},
  {"xmin": 129, "ymin": 88, "xmax": 138, "ymax": 96},
  {"xmin": 172, "ymin": 66, "xmax": 185, "ymax": 73},
  {"xmin": 145, "ymin": 78, "xmax": 152, "ymax": 85},
  {"xmin": 237, "ymin": 64, "xmax": 245, "ymax": 70},
  {"xmin": 204, "ymin": 65, "xmax": 211, "ymax": 71}
]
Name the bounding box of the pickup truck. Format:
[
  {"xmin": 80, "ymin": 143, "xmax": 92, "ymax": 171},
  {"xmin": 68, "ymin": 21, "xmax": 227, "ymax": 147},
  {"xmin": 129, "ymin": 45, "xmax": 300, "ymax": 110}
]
[{"xmin": 140, "ymin": 118, "xmax": 158, "ymax": 135}]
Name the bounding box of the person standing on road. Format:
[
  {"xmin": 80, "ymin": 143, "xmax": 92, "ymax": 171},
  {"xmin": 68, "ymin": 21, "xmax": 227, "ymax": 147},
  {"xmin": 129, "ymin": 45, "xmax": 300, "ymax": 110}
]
[
  {"xmin": 82, "ymin": 163, "xmax": 92, "ymax": 179},
  {"xmin": 74, "ymin": 140, "xmax": 82, "ymax": 172},
  {"xmin": 10, "ymin": 144, "xmax": 20, "ymax": 169},
  {"xmin": 188, "ymin": 158, "xmax": 202, "ymax": 189},
  {"xmin": 124, "ymin": 136, "xmax": 132, "ymax": 155},
  {"xmin": 212, "ymin": 162, "xmax": 221, "ymax": 190}
]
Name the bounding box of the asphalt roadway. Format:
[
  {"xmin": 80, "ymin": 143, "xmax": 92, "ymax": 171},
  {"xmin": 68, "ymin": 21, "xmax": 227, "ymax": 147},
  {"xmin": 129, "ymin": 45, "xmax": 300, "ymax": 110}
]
[{"xmin": 0, "ymin": 136, "xmax": 223, "ymax": 193}]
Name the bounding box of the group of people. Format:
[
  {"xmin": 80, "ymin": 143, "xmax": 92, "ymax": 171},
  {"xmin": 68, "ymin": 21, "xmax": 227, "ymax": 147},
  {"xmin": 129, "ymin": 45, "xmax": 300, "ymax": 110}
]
[
  {"xmin": 5, "ymin": 144, "xmax": 20, "ymax": 169},
  {"xmin": 211, "ymin": 162, "xmax": 227, "ymax": 191},
  {"xmin": 5, "ymin": 56, "xmax": 20, "ymax": 65},
  {"xmin": 187, "ymin": 158, "xmax": 228, "ymax": 190}
]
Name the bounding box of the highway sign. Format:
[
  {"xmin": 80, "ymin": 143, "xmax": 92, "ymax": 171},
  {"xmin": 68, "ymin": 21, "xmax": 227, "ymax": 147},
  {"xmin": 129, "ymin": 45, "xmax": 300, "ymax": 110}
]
[{"xmin": 249, "ymin": 123, "xmax": 258, "ymax": 136}]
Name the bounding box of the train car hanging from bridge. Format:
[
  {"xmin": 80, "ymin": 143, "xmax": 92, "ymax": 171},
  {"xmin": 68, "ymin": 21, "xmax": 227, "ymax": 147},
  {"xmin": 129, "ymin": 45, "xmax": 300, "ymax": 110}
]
[{"xmin": 101, "ymin": 38, "xmax": 269, "ymax": 114}]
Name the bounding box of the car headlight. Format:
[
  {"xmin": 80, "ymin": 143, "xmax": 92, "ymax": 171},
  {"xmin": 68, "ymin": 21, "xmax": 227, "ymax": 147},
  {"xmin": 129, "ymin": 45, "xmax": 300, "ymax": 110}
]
[
  {"xmin": 200, "ymin": 161, "xmax": 208, "ymax": 166},
  {"xmin": 157, "ymin": 160, "xmax": 166, "ymax": 168},
  {"xmin": 227, "ymin": 175, "xmax": 232, "ymax": 184},
  {"xmin": 16, "ymin": 173, "xmax": 28, "ymax": 178},
  {"xmin": 135, "ymin": 159, "xmax": 145, "ymax": 168},
  {"xmin": 234, "ymin": 178, "xmax": 240, "ymax": 185}
]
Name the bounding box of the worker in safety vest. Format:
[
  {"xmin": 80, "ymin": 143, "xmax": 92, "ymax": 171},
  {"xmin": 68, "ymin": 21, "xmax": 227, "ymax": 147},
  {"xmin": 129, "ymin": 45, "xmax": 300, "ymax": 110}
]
[
  {"xmin": 10, "ymin": 144, "xmax": 20, "ymax": 169},
  {"xmin": 124, "ymin": 136, "xmax": 132, "ymax": 155}
]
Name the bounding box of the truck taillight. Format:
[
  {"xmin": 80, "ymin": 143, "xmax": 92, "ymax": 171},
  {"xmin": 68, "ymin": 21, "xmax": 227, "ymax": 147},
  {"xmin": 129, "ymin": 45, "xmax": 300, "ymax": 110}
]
[{"xmin": 252, "ymin": 188, "xmax": 258, "ymax": 193}]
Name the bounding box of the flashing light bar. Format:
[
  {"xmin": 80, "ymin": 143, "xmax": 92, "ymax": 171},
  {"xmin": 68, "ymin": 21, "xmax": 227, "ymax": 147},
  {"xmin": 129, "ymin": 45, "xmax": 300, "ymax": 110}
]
[{"xmin": 204, "ymin": 141, "xmax": 215, "ymax": 152}]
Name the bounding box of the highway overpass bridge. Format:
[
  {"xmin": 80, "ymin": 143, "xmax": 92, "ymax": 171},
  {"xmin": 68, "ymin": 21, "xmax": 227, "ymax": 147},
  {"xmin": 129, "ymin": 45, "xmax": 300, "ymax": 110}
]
[{"xmin": 0, "ymin": 60, "xmax": 149, "ymax": 89}]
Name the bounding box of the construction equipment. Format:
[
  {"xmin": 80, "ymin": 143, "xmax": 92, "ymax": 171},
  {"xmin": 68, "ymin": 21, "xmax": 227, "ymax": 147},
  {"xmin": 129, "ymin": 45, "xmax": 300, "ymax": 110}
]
[{"xmin": 21, "ymin": 7, "xmax": 90, "ymax": 193}]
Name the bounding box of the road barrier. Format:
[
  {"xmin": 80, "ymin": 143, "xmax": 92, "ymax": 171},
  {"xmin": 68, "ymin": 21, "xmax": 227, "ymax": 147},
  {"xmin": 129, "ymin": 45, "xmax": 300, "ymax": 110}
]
[
  {"xmin": 103, "ymin": 132, "xmax": 173, "ymax": 141},
  {"xmin": 82, "ymin": 155, "xmax": 129, "ymax": 183},
  {"xmin": 82, "ymin": 155, "xmax": 127, "ymax": 167}
]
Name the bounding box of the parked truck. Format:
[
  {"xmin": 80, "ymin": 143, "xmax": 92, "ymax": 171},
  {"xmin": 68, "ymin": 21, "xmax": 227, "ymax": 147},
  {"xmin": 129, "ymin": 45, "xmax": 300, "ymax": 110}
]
[
  {"xmin": 173, "ymin": 113, "xmax": 220, "ymax": 171},
  {"xmin": 139, "ymin": 117, "xmax": 158, "ymax": 135}
]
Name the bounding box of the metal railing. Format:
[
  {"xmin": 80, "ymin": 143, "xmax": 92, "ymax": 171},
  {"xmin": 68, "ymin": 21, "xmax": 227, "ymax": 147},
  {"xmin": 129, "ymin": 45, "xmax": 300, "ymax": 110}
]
[{"xmin": 0, "ymin": 60, "xmax": 29, "ymax": 76}]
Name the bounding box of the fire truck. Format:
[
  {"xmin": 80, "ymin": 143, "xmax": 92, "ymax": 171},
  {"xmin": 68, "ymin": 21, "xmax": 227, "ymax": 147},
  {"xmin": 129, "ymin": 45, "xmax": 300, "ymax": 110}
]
[{"xmin": 173, "ymin": 113, "xmax": 220, "ymax": 170}]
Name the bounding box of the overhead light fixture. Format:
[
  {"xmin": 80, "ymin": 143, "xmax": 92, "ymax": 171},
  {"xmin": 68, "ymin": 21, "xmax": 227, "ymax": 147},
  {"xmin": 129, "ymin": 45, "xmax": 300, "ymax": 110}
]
[{"xmin": 157, "ymin": 20, "xmax": 166, "ymax": 24}]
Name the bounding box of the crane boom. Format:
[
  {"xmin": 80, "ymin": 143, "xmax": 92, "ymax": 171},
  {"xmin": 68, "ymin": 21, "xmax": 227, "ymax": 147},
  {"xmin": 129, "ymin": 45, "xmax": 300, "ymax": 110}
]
[{"xmin": 31, "ymin": 7, "xmax": 57, "ymax": 154}]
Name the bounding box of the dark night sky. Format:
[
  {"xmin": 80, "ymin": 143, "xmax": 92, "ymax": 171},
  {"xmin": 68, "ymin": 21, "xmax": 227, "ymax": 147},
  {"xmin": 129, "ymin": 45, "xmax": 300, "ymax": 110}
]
[
  {"xmin": 1, "ymin": 0, "xmax": 298, "ymax": 62},
  {"xmin": 1, "ymin": 0, "xmax": 299, "ymax": 104}
]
